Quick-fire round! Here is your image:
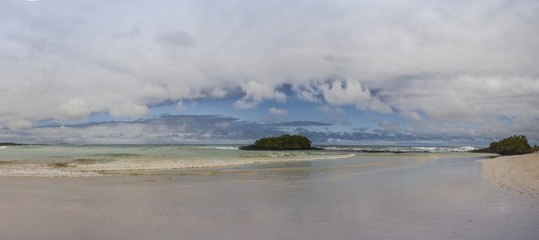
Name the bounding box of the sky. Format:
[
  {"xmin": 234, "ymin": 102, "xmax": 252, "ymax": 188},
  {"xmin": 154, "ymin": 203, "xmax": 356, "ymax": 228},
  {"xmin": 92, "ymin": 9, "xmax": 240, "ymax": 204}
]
[{"xmin": 1, "ymin": 0, "xmax": 538, "ymax": 146}]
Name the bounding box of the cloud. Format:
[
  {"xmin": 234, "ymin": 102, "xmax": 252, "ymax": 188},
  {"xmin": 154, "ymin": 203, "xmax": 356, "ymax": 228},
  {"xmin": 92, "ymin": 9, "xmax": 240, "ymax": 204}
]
[
  {"xmin": 0, "ymin": 114, "xmax": 497, "ymax": 146},
  {"xmin": 0, "ymin": 0, "xmax": 538, "ymax": 140},
  {"xmin": 57, "ymin": 98, "xmax": 92, "ymax": 120},
  {"xmin": 215, "ymin": 121, "xmax": 231, "ymax": 130},
  {"xmin": 235, "ymin": 81, "xmax": 287, "ymax": 109},
  {"xmin": 7, "ymin": 119, "xmax": 32, "ymax": 130},
  {"xmin": 319, "ymin": 105, "xmax": 331, "ymax": 115},
  {"xmin": 269, "ymin": 121, "xmax": 332, "ymax": 127},
  {"xmin": 175, "ymin": 101, "xmax": 186, "ymax": 112},
  {"xmin": 316, "ymin": 79, "xmax": 393, "ymax": 113},
  {"xmin": 400, "ymin": 111, "xmax": 423, "ymax": 123},
  {"xmin": 320, "ymin": 80, "xmax": 371, "ymax": 107},
  {"xmin": 109, "ymin": 102, "xmax": 149, "ymax": 119},
  {"xmin": 295, "ymin": 85, "xmax": 322, "ymax": 103},
  {"xmin": 157, "ymin": 30, "xmax": 195, "ymax": 48},
  {"xmin": 262, "ymin": 107, "xmax": 289, "ymax": 123},
  {"xmin": 386, "ymin": 75, "xmax": 539, "ymax": 123},
  {"xmin": 269, "ymin": 107, "xmax": 287, "ymax": 117},
  {"xmin": 0, "ymin": 115, "xmax": 283, "ymax": 144},
  {"xmin": 326, "ymin": 118, "xmax": 351, "ymax": 126},
  {"xmin": 319, "ymin": 105, "xmax": 346, "ymax": 115}
]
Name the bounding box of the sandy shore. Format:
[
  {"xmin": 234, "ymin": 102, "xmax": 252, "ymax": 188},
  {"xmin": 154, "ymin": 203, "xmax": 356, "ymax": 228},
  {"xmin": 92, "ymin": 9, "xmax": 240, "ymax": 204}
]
[
  {"xmin": 2, "ymin": 155, "xmax": 539, "ymax": 240},
  {"xmin": 481, "ymin": 152, "xmax": 539, "ymax": 198}
]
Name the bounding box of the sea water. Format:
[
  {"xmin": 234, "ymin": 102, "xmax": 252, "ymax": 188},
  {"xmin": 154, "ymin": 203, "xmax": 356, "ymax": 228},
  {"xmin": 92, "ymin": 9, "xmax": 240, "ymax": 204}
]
[{"xmin": 0, "ymin": 144, "xmax": 474, "ymax": 177}]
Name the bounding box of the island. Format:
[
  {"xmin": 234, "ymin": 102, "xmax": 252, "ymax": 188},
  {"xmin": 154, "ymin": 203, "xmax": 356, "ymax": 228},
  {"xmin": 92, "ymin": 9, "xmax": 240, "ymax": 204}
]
[
  {"xmin": 0, "ymin": 142, "xmax": 26, "ymax": 146},
  {"xmin": 472, "ymin": 135, "xmax": 539, "ymax": 155},
  {"xmin": 239, "ymin": 134, "xmax": 321, "ymax": 150}
]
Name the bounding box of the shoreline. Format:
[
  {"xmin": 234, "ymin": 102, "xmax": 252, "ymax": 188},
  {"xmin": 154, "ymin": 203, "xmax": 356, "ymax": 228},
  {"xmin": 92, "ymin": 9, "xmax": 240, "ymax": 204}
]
[{"xmin": 481, "ymin": 152, "xmax": 539, "ymax": 198}]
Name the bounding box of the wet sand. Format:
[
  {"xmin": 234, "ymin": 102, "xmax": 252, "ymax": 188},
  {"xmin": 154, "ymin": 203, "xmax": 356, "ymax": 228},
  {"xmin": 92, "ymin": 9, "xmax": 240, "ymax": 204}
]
[
  {"xmin": 1, "ymin": 155, "xmax": 538, "ymax": 240},
  {"xmin": 481, "ymin": 152, "xmax": 539, "ymax": 198}
]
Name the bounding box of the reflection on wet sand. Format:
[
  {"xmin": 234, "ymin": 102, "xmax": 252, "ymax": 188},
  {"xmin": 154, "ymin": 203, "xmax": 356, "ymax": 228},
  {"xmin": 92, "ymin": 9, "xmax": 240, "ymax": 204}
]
[
  {"xmin": 99, "ymin": 159, "xmax": 404, "ymax": 176},
  {"xmin": 99, "ymin": 154, "xmax": 437, "ymax": 177},
  {"xmin": 1, "ymin": 154, "xmax": 538, "ymax": 240}
]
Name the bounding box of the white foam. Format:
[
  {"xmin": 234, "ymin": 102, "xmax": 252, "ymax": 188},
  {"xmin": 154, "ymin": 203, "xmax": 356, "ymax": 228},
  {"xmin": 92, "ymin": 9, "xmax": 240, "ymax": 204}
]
[
  {"xmin": 212, "ymin": 146, "xmax": 239, "ymax": 150},
  {"xmin": 412, "ymin": 146, "xmax": 477, "ymax": 152},
  {"xmin": 0, "ymin": 167, "xmax": 101, "ymax": 177},
  {"xmin": 0, "ymin": 146, "xmax": 7, "ymax": 150},
  {"xmin": 412, "ymin": 147, "xmax": 438, "ymax": 152},
  {"xmin": 459, "ymin": 146, "xmax": 477, "ymax": 152},
  {"xmin": 324, "ymin": 146, "xmax": 478, "ymax": 153},
  {"xmin": 323, "ymin": 146, "xmax": 368, "ymax": 152}
]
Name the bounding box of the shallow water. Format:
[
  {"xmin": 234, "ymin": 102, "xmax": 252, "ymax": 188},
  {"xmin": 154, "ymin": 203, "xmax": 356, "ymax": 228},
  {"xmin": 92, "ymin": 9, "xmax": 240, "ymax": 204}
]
[
  {"xmin": 0, "ymin": 144, "xmax": 474, "ymax": 177},
  {"xmin": 0, "ymin": 145, "xmax": 354, "ymax": 176},
  {"xmin": 0, "ymin": 151, "xmax": 537, "ymax": 240}
]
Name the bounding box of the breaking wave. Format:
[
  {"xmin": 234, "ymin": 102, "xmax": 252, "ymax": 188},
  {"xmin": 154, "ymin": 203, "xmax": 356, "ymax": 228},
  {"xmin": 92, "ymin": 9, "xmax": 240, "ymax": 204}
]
[{"xmin": 321, "ymin": 146, "xmax": 477, "ymax": 153}]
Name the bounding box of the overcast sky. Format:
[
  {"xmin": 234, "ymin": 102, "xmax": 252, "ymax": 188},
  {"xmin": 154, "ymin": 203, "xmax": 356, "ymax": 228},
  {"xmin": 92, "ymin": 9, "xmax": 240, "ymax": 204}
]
[{"xmin": 1, "ymin": 0, "xmax": 538, "ymax": 145}]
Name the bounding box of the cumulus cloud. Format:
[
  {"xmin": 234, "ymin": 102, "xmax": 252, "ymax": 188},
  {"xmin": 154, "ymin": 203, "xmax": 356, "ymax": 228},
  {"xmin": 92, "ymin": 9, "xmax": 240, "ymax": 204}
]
[
  {"xmin": 400, "ymin": 111, "xmax": 423, "ymax": 123},
  {"xmin": 175, "ymin": 101, "xmax": 186, "ymax": 112},
  {"xmin": 269, "ymin": 107, "xmax": 288, "ymax": 122},
  {"xmin": 109, "ymin": 102, "xmax": 149, "ymax": 119},
  {"xmin": 57, "ymin": 98, "xmax": 92, "ymax": 120},
  {"xmin": 311, "ymin": 79, "xmax": 392, "ymax": 113},
  {"xmin": 321, "ymin": 80, "xmax": 371, "ymax": 107},
  {"xmin": 269, "ymin": 107, "xmax": 287, "ymax": 117},
  {"xmin": 235, "ymin": 81, "xmax": 287, "ymax": 109},
  {"xmin": 0, "ymin": 0, "xmax": 538, "ymax": 140}
]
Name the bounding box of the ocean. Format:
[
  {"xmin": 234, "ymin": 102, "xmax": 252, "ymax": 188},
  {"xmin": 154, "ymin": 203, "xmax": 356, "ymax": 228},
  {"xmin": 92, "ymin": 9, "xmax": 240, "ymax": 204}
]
[{"xmin": 0, "ymin": 144, "xmax": 476, "ymax": 177}]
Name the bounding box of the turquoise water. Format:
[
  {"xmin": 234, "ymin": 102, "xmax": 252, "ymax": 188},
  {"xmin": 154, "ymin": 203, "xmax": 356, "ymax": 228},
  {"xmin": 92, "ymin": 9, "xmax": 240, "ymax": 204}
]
[{"xmin": 0, "ymin": 144, "xmax": 475, "ymax": 177}]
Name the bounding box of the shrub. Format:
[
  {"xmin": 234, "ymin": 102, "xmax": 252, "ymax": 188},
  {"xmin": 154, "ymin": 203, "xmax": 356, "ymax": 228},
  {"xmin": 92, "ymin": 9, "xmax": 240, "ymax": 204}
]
[{"xmin": 487, "ymin": 135, "xmax": 532, "ymax": 155}]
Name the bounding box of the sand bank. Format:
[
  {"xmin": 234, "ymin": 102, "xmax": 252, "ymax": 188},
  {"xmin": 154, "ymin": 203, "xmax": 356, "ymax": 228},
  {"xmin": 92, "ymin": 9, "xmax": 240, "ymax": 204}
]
[{"xmin": 481, "ymin": 152, "xmax": 539, "ymax": 198}]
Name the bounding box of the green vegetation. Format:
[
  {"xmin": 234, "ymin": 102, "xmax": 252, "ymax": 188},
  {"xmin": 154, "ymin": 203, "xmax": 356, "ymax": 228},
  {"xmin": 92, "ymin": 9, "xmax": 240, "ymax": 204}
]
[
  {"xmin": 0, "ymin": 142, "xmax": 24, "ymax": 146},
  {"xmin": 0, "ymin": 142, "xmax": 42, "ymax": 146},
  {"xmin": 477, "ymin": 135, "xmax": 536, "ymax": 155},
  {"xmin": 240, "ymin": 134, "xmax": 317, "ymax": 150}
]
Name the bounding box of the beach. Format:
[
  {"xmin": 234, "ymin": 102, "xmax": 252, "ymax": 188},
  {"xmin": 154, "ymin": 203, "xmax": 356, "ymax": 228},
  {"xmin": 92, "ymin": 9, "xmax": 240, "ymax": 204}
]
[
  {"xmin": 1, "ymin": 148, "xmax": 538, "ymax": 240},
  {"xmin": 481, "ymin": 152, "xmax": 539, "ymax": 198}
]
